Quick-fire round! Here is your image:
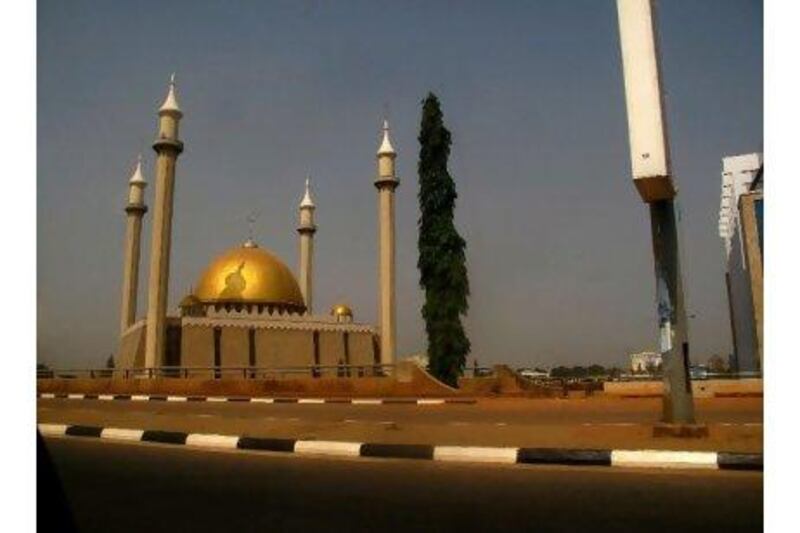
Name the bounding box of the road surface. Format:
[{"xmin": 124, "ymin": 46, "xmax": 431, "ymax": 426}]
[{"xmin": 42, "ymin": 437, "xmax": 761, "ymax": 532}]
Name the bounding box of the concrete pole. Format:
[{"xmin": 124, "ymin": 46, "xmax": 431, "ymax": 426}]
[
  {"xmin": 649, "ymin": 200, "xmax": 695, "ymax": 424},
  {"xmin": 144, "ymin": 75, "xmax": 184, "ymax": 369},
  {"xmin": 119, "ymin": 156, "xmax": 148, "ymax": 336},
  {"xmin": 298, "ymin": 177, "xmax": 316, "ymax": 314},
  {"xmin": 375, "ymin": 120, "xmax": 399, "ymax": 365},
  {"xmin": 616, "ymin": 0, "xmax": 701, "ymax": 431}
]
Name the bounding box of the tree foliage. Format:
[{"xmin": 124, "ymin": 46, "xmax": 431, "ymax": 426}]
[{"xmin": 417, "ymin": 93, "xmax": 470, "ymax": 387}]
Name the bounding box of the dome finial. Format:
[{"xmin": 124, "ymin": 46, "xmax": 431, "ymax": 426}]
[
  {"xmin": 159, "ymin": 72, "xmax": 182, "ymax": 115},
  {"xmin": 300, "ymin": 175, "xmax": 315, "ymax": 208},
  {"xmin": 377, "ymin": 118, "xmax": 395, "ymax": 156},
  {"xmin": 129, "ymin": 153, "xmax": 146, "ymax": 185}
]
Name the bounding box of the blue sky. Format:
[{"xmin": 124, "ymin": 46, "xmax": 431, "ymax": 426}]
[{"xmin": 37, "ymin": 0, "xmax": 762, "ymax": 368}]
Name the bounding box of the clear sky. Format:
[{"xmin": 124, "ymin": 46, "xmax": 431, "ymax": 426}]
[{"xmin": 37, "ymin": 0, "xmax": 762, "ymax": 369}]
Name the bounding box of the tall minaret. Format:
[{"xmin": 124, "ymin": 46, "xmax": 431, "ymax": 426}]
[
  {"xmin": 375, "ymin": 120, "xmax": 399, "ymax": 364},
  {"xmin": 297, "ymin": 177, "xmax": 316, "ymax": 314},
  {"xmin": 119, "ymin": 155, "xmax": 148, "ymax": 336},
  {"xmin": 144, "ymin": 74, "xmax": 184, "ymax": 369}
]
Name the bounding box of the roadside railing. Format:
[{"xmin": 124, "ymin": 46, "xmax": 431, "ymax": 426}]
[{"xmin": 36, "ymin": 364, "xmax": 396, "ymax": 380}]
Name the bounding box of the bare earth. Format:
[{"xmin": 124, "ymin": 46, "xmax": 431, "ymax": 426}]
[{"xmin": 37, "ymin": 396, "xmax": 763, "ymax": 452}]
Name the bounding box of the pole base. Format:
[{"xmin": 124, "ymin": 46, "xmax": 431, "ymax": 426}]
[{"xmin": 653, "ymin": 422, "xmax": 709, "ymax": 438}]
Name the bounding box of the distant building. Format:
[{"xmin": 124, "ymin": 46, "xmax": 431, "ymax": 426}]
[
  {"xmin": 629, "ymin": 351, "xmax": 661, "ymax": 373},
  {"xmin": 718, "ymin": 154, "xmax": 763, "ymax": 373}
]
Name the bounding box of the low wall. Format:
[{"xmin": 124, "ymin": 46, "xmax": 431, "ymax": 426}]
[
  {"xmin": 458, "ymin": 365, "xmax": 563, "ymax": 398},
  {"xmin": 36, "ymin": 362, "xmax": 461, "ymax": 398},
  {"xmin": 603, "ymin": 378, "xmax": 763, "ymax": 398}
]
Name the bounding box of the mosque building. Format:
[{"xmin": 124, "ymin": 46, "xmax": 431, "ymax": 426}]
[{"xmin": 116, "ymin": 76, "xmax": 399, "ymax": 375}]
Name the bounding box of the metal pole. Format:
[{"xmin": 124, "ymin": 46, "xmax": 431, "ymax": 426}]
[{"xmin": 649, "ymin": 200, "xmax": 695, "ymax": 424}]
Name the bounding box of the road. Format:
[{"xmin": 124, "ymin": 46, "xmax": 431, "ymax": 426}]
[
  {"xmin": 37, "ymin": 397, "xmax": 763, "ymax": 452},
  {"xmin": 42, "ymin": 437, "xmax": 762, "ymax": 532}
]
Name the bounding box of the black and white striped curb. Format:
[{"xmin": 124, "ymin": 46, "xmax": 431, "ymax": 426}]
[
  {"xmin": 37, "ymin": 393, "xmax": 475, "ymax": 405},
  {"xmin": 38, "ymin": 423, "xmax": 761, "ymax": 471}
]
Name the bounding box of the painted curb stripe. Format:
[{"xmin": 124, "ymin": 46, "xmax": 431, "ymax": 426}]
[
  {"xmin": 38, "ymin": 394, "xmax": 477, "ymax": 405},
  {"xmin": 167, "ymin": 396, "xmax": 187, "ymax": 402},
  {"xmin": 717, "ymin": 452, "xmax": 763, "ymax": 471},
  {"xmin": 294, "ymin": 440, "xmax": 363, "ymax": 457},
  {"xmin": 101, "ymin": 428, "xmax": 144, "ymax": 441},
  {"xmin": 518, "ymin": 448, "xmax": 612, "ymax": 466},
  {"xmin": 434, "ymin": 446, "xmax": 519, "ymax": 464},
  {"xmin": 38, "ymin": 425, "xmax": 763, "ymax": 471},
  {"xmin": 361, "ymin": 443, "xmax": 434, "ymax": 460},
  {"xmin": 38, "ymin": 424, "xmax": 68, "ymax": 436},
  {"xmin": 611, "ymin": 450, "xmax": 718, "ymax": 469},
  {"xmin": 141, "ymin": 430, "xmax": 188, "ymax": 445},
  {"xmin": 65, "ymin": 425, "xmax": 103, "ymax": 438},
  {"xmin": 186, "ymin": 433, "xmax": 240, "ymax": 449},
  {"xmin": 237, "ymin": 437, "xmax": 296, "ymax": 452}
]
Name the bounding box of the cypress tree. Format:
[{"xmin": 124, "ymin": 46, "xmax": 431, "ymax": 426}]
[{"xmin": 417, "ymin": 93, "xmax": 470, "ymax": 387}]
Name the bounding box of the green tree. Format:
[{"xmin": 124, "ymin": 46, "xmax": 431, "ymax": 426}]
[{"xmin": 417, "ymin": 93, "xmax": 470, "ymax": 387}]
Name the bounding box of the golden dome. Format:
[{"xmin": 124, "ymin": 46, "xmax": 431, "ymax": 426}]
[
  {"xmin": 330, "ymin": 304, "xmax": 353, "ymax": 318},
  {"xmin": 193, "ymin": 242, "xmax": 305, "ymax": 311}
]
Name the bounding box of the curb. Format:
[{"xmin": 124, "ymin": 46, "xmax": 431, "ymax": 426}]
[
  {"xmin": 37, "ymin": 423, "xmax": 762, "ymax": 471},
  {"xmin": 37, "ymin": 393, "xmax": 476, "ymax": 405}
]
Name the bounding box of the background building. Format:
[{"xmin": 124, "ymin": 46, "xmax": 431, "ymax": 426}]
[{"xmin": 718, "ymin": 153, "xmax": 763, "ymax": 373}]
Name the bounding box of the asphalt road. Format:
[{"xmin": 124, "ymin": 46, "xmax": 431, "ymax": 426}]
[
  {"xmin": 37, "ymin": 397, "xmax": 763, "ymax": 451},
  {"xmin": 42, "ymin": 437, "xmax": 762, "ymax": 533}
]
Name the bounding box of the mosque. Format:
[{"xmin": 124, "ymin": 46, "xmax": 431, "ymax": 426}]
[{"xmin": 116, "ymin": 76, "xmax": 400, "ymax": 375}]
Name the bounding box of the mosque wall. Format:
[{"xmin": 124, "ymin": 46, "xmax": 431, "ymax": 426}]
[
  {"xmin": 181, "ymin": 325, "xmax": 215, "ymax": 376},
  {"xmin": 254, "ymin": 328, "xmax": 314, "ymax": 368},
  {"xmin": 348, "ymin": 332, "xmax": 377, "ymax": 367},
  {"xmin": 318, "ymin": 331, "xmax": 345, "ymax": 375},
  {"xmin": 221, "ymin": 327, "xmax": 250, "ymax": 368}
]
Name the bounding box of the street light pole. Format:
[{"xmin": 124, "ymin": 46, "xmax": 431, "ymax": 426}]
[{"xmin": 616, "ymin": 0, "xmax": 705, "ymax": 434}]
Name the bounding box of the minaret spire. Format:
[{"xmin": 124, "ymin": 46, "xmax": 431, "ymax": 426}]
[
  {"xmin": 298, "ymin": 176, "xmax": 317, "ymax": 314},
  {"xmin": 375, "ymin": 118, "xmax": 399, "ymax": 365},
  {"xmin": 144, "ymin": 75, "xmax": 185, "ymax": 370},
  {"xmin": 120, "ymin": 154, "xmax": 148, "ymax": 336}
]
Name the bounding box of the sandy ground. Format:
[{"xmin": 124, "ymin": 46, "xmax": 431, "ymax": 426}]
[{"xmin": 37, "ymin": 396, "xmax": 763, "ymax": 452}]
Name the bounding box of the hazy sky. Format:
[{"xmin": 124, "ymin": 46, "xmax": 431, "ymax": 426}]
[{"xmin": 37, "ymin": 0, "xmax": 762, "ymax": 369}]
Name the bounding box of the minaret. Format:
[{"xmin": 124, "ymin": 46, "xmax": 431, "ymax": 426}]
[
  {"xmin": 375, "ymin": 120, "xmax": 399, "ymax": 365},
  {"xmin": 297, "ymin": 177, "xmax": 316, "ymax": 314},
  {"xmin": 144, "ymin": 74, "xmax": 184, "ymax": 369},
  {"xmin": 119, "ymin": 155, "xmax": 148, "ymax": 336}
]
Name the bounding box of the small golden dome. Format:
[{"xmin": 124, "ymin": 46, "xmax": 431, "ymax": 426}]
[
  {"xmin": 330, "ymin": 304, "xmax": 353, "ymax": 318},
  {"xmin": 193, "ymin": 242, "xmax": 305, "ymax": 311},
  {"xmin": 179, "ymin": 293, "xmax": 201, "ymax": 308}
]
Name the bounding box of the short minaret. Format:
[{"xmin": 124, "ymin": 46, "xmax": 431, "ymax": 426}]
[
  {"xmin": 119, "ymin": 155, "xmax": 148, "ymax": 336},
  {"xmin": 375, "ymin": 120, "xmax": 399, "ymax": 365},
  {"xmin": 144, "ymin": 74, "xmax": 184, "ymax": 369},
  {"xmin": 297, "ymin": 177, "xmax": 316, "ymax": 313}
]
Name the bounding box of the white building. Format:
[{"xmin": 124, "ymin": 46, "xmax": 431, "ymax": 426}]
[
  {"xmin": 718, "ymin": 153, "xmax": 762, "ymax": 259},
  {"xmin": 718, "ymin": 153, "xmax": 763, "ymax": 373},
  {"xmin": 629, "ymin": 351, "xmax": 661, "ymax": 373}
]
